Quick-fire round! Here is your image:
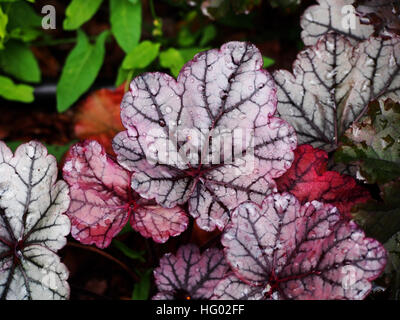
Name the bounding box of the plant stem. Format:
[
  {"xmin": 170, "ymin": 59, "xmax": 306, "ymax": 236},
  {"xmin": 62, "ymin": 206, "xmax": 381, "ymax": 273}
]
[{"xmin": 66, "ymin": 241, "xmax": 140, "ymax": 282}]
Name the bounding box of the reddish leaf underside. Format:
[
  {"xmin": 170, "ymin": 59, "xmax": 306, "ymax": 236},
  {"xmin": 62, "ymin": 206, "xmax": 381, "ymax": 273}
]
[
  {"xmin": 63, "ymin": 140, "xmax": 188, "ymax": 248},
  {"xmin": 276, "ymin": 144, "xmax": 371, "ymax": 218},
  {"xmin": 153, "ymin": 244, "xmax": 229, "ymax": 300},
  {"xmin": 113, "ymin": 41, "xmax": 297, "ymax": 232},
  {"xmin": 214, "ymin": 193, "xmax": 386, "ymax": 300},
  {"xmin": 74, "ymin": 85, "xmax": 126, "ymax": 155}
]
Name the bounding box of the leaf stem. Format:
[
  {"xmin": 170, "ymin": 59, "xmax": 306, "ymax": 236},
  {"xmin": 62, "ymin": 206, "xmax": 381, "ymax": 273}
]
[{"xmin": 66, "ymin": 241, "xmax": 140, "ymax": 282}]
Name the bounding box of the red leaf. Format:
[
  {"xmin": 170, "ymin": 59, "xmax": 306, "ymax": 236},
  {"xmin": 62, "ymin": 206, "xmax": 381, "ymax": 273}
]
[
  {"xmin": 63, "ymin": 140, "xmax": 188, "ymax": 248},
  {"xmin": 215, "ymin": 193, "xmax": 387, "ymax": 300},
  {"xmin": 74, "ymin": 85, "xmax": 125, "ymax": 155},
  {"xmin": 276, "ymin": 144, "xmax": 371, "ymax": 218},
  {"xmin": 153, "ymin": 244, "xmax": 229, "ymax": 300}
]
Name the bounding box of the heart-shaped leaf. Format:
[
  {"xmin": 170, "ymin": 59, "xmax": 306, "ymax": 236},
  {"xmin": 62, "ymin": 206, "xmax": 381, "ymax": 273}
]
[
  {"xmin": 273, "ymin": 32, "xmax": 400, "ymax": 150},
  {"xmin": 0, "ymin": 141, "xmax": 71, "ymax": 300},
  {"xmin": 153, "ymin": 244, "xmax": 228, "ymax": 300},
  {"xmin": 113, "ymin": 42, "xmax": 297, "ymax": 232},
  {"xmin": 277, "ymin": 144, "xmax": 371, "ymax": 218},
  {"xmin": 215, "ymin": 193, "xmax": 386, "ymax": 300},
  {"xmin": 63, "ymin": 140, "xmax": 188, "ymax": 248}
]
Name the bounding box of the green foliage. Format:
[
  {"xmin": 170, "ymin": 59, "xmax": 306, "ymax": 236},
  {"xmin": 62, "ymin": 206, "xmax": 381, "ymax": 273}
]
[
  {"xmin": 57, "ymin": 30, "xmax": 109, "ymax": 112},
  {"xmin": 159, "ymin": 47, "xmax": 208, "ymax": 78},
  {"xmin": 0, "ymin": 75, "xmax": 33, "ymax": 102},
  {"xmin": 159, "ymin": 48, "xmax": 184, "ymax": 78},
  {"xmin": 6, "ymin": 0, "xmax": 41, "ymax": 42},
  {"xmin": 110, "ymin": 0, "xmax": 141, "ymax": 53},
  {"xmin": 0, "ymin": 6, "xmax": 7, "ymax": 48},
  {"xmin": 131, "ymin": 269, "xmax": 152, "ymax": 300},
  {"xmin": 0, "ymin": 40, "xmax": 40, "ymax": 82},
  {"xmin": 112, "ymin": 240, "xmax": 145, "ymax": 262},
  {"xmin": 63, "ymin": 0, "xmax": 104, "ymax": 30},
  {"xmin": 122, "ymin": 40, "xmax": 160, "ymax": 70},
  {"xmin": 335, "ymin": 99, "xmax": 400, "ymax": 184},
  {"xmin": 262, "ymin": 55, "xmax": 275, "ymax": 68}
]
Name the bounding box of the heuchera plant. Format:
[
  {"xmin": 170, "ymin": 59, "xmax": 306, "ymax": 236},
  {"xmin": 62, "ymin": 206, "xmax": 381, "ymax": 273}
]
[
  {"xmin": 213, "ymin": 193, "xmax": 387, "ymax": 300},
  {"xmin": 276, "ymin": 144, "xmax": 371, "ymax": 218},
  {"xmin": 153, "ymin": 244, "xmax": 228, "ymax": 300},
  {"xmin": 112, "ymin": 41, "xmax": 297, "ymax": 232},
  {"xmin": 63, "ymin": 140, "xmax": 188, "ymax": 248},
  {"xmin": 273, "ymin": 31, "xmax": 400, "ymax": 150},
  {"xmin": 0, "ymin": 141, "xmax": 70, "ymax": 300}
]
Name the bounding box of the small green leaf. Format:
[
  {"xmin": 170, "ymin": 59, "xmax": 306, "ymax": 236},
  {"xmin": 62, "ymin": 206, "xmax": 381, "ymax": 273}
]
[
  {"xmin": 112, "ymin": 240, "xmax": 145, "ymax": 262},
  {"xmin": 0, "ymin": 40, "xmax": 40, "ymax": 83},
  {"xmin": 110, "ymin": 0, "xmax": 141, "ymax": 54},
  {"xmin": 199, "ymin": 25, "xmax": 216, "ymax": 47},
  {"xmin": 132, "ymin": 269, "xmax": 152, "ymax": 300},
  {"xmin": 177, "ymin": 27, "xmax": 196, "ymax": 47},
  {"xmin": 262, "ymin": 55, "xmax": 275, "ymax": 68},
  {"xmin": 0, "ymin": 75, "xmax": 34, "ymax": 102},
  {"xmin": 57, "ymin": 30, "xmax": 109, "ymax": 112},
  {"xmin": 159, "ymin": 48, "xmax": 185, "ymax": 78},
  {"xmin": 63, "ymin": 0, "xmax": 103, "ymax": 30},
  {"xmin": 122, "ymin": 40, "xmax": 160, "ymax": 70}
]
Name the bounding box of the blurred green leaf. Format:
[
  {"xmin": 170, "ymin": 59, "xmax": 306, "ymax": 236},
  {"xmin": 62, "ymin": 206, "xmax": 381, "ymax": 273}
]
[
  {"xmin": 6, "ymin": 1, "xmax": 41, "ymax": 42},
  {"xmin": 132, "ymin": 269, "xmax": 152, "ymax": 300},
  {"xmin": 113, "ymin": 239, "xmax": 145, "ymax": 262},
  {"xmin": 159, "ymin": 48, "xmax": 184, "ymax": 78},
  {"xmin": 122, "ymin": 40, "xmax": 160, "ymax": 70},
  {"xmin": 0, "ymin": 75, "xmax": 33, "ymax": 102},
  {"xmin": 178, "ymin": 47, "xmax": 208, "ymax": 61},
  {"xmin": 6, "ymin": 140, "xmax": 75, "ymax": 162},
  {"xmin": 199, "ymin": 25, "xmax": 216, "ymax": 47},
  {"xmin": 57, "ymin": 30, "xmax": 109, "ymax": 112},
  {"xmin": 110, "ymin": 0, "xmax": 141, "ymax": 54},
  {"xmin": 262, "ymin": 55, "xmax": 275, "ymax": 68},
  {"xmin": 0, "ymin": 40, "xmax": 40, "ymax": 82},
  {"xmin": 115, "ymin": 62, "xmax": 129, "ymax": 87},
  {"xmin": 63, "ymin": 0, "xmax": 103, "ymax": 30},
  {"xmin": 178, "ymin": 27, "xmax": 196, "ymax": 47},
  {"xmin": 0, "ymin": 6, "xmax": 8, "ymax": 47}
]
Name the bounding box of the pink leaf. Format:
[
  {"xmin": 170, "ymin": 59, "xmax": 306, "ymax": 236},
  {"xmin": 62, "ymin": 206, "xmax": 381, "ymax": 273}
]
[
  {"xmin": 153, "ymin": 244, "xmax": 229, "ymax": 300},
  {"xmin": 218, "ymin": 193, "xmax": 387, "ymax": 300},
  {"xmin": 63, "ymin": 140, "xmax": 188, "ymax": 248},
  {"xmin": 276, "ymin": 144, "xmax": 371, "ymax": 218},
  {"xmin": 113, "ymin": 42, "xmax": 297, "ymax": 232}
]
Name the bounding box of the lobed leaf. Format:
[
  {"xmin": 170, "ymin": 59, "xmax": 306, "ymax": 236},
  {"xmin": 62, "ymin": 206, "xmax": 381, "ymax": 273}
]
[
  {"xmin": 216, "ymin": 193, "xmax": 386, "ymax": 300},
  {"xmin": 63, "ymin": 140, "xmax": 188, "ymax": 248},
  {"xmin": 153, "ymin": 244, "xmax": 228, "ymax": 300},
  {"xmin": 113, "ymin": 42, "xmax": 297, "ymax": 231},
  {"xmin": 0, "ymin": 141, "xmax": 70, "ymax": 300},
  {"xmin": 273, "ymin": 33, "xmax": 400, "ymax": 150},
  {"xmin": 301, "ymin": 0, "xmax": 374, "ymax": 46}
]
